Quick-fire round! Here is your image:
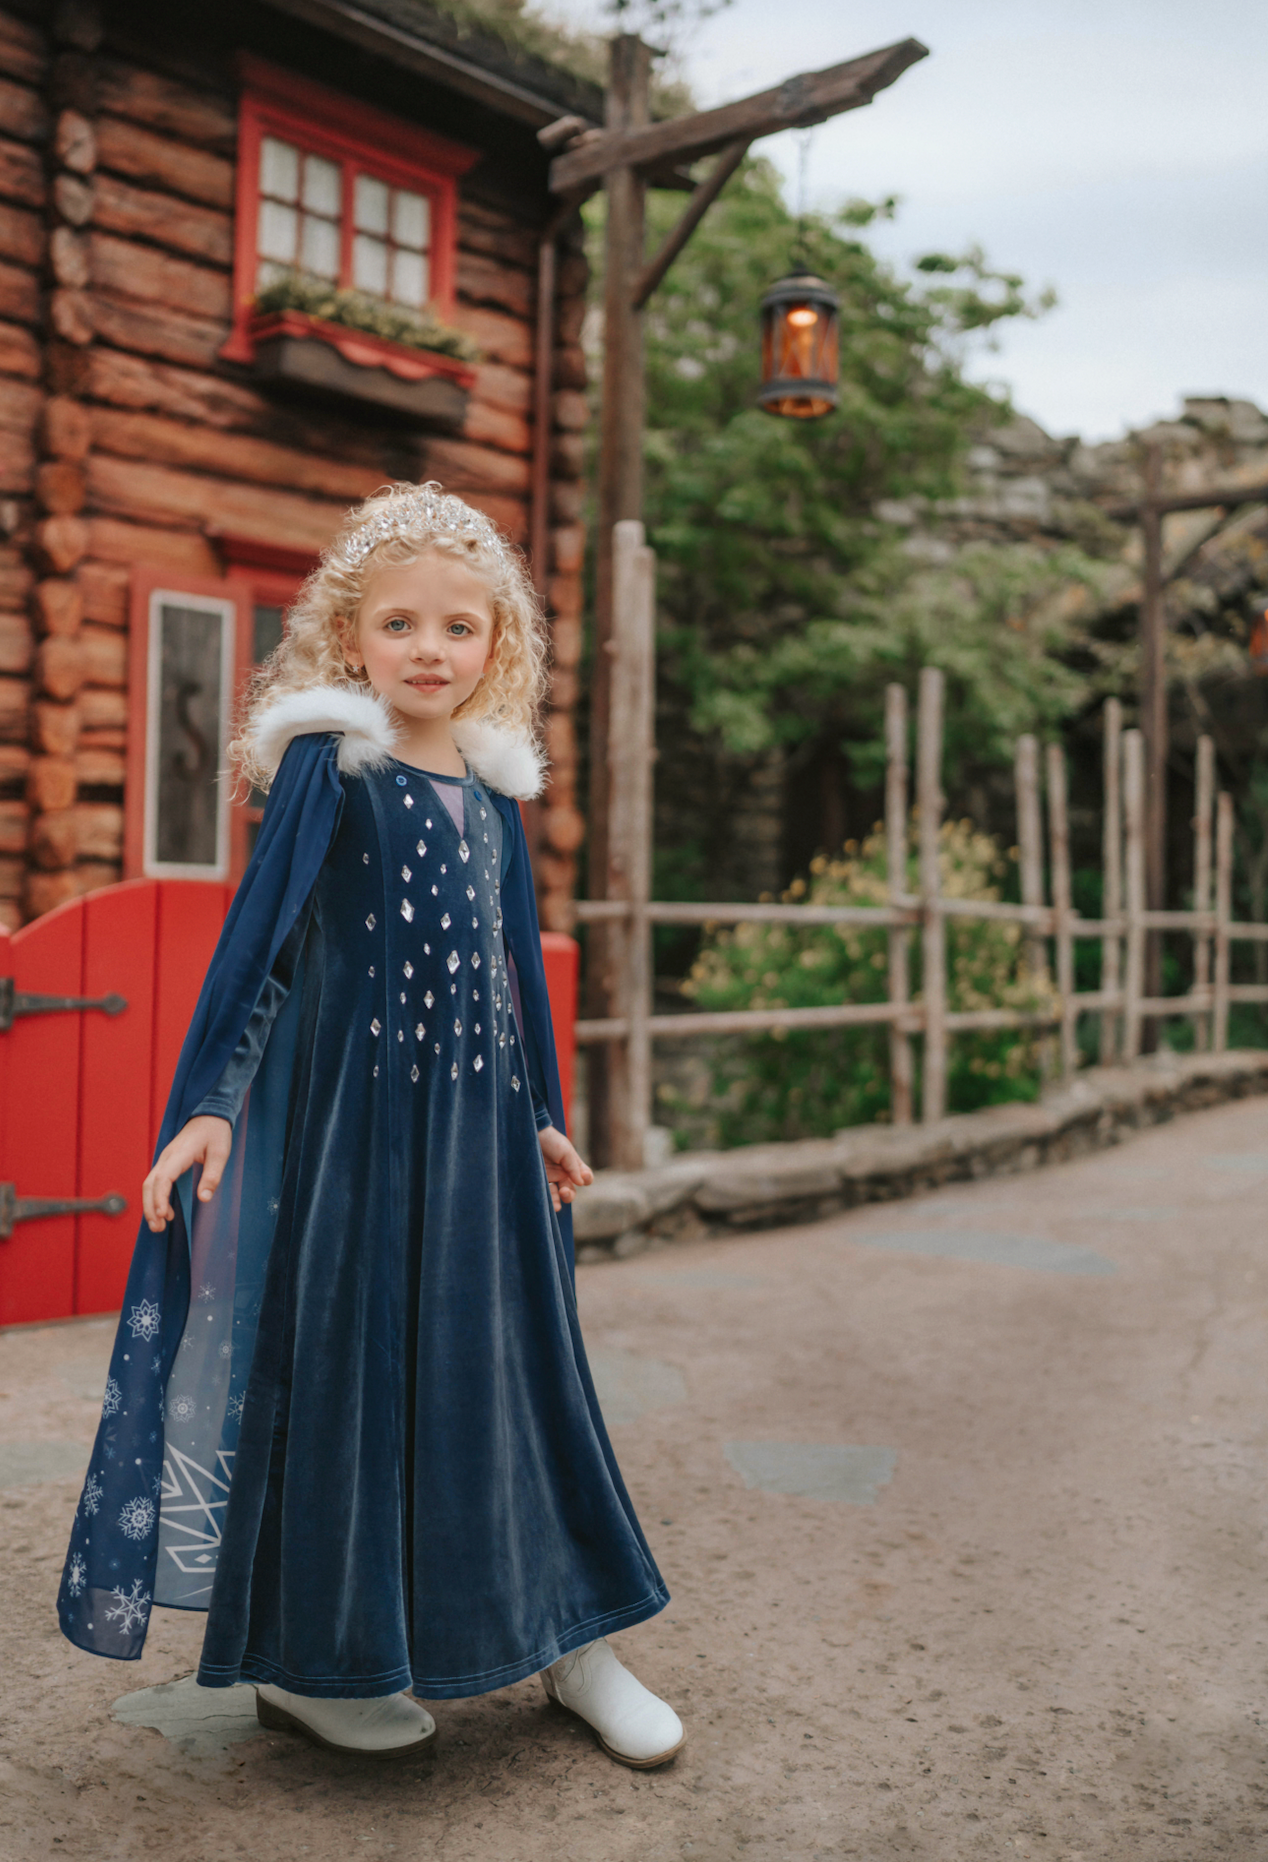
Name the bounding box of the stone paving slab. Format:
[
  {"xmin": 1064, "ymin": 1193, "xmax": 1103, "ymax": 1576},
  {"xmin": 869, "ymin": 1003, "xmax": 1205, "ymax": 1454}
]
[{"xmin": 1, "ymin": 1089, "xmax": 1266, "ymax": 1858}]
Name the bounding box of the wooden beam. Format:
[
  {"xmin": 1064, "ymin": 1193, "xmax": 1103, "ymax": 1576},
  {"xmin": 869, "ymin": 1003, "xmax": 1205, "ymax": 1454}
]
[
  {"xmin": 632, "ymin": 138, "xmax": 750, "ymax": 309},
  {"xmin": 1103, "ymin": 482, "xmax": 1268, "ymax": 520},
  {"xmin": 549, "ymin": 38, "xmax": 928, "ymax": 191}
]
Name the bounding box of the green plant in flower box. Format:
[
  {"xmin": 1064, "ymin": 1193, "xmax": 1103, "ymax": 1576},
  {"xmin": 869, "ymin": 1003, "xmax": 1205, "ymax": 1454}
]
[
  {"xmin": 680, "ymin": 817, "xmax": 1058, "ymax": 1146},
  {"xmin": 253, "ymin": 271, "xmax": 480, "ymax": 362}
]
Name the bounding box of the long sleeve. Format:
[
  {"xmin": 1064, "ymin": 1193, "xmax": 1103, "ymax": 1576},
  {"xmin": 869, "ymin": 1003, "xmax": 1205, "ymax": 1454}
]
[
  {"xmin": 188, "ymin": 910, "xmax": 307, "ymax": 1128},
  {"xmin": 506, "ymin": 948, "xmax": 553, "ymax": 1130}
]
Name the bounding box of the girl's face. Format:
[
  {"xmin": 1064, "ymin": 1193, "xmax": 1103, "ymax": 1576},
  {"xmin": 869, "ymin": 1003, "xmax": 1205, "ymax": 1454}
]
[{"xmin": 349, "ymin": 549, "xmax": 495, "ymax": 722}]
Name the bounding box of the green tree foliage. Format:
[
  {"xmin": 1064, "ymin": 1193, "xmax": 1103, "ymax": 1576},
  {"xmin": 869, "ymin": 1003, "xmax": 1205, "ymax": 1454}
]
[
  {"xmin": 677, "ymin": 819, "xmax": 1056, "ymax": 1144},
  {"xmin": 603, "ymin": 162, "xmax": 1110, "ymax": 890}
]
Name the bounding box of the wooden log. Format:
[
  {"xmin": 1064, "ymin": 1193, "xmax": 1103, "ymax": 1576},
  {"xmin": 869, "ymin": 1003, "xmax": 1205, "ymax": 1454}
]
[
  {"xmin": 36, "ymin": 636, "xmax": 84, "ymax": 700},
  {"xmin": 0, "ymin": 258, "xmax": 37, "ymax": 326},
  {"xmin": 85, "ymin": 516, "xmax": 219, "ymax": 576},
  {"xmin": 75, "ymin": 746, "xmax": 124, "ymax": 786},
  {"xmin": 90, "ymin": 233, "xmax": 232, "ymax": 321},
  {"xmin": 553, "ymin": 342, "xmax": 587, "ymax": 392},
  {"xmin": 471, "ymin": 362, "xmax": 531, "ymax": 416},
  {"xmin": 1192, "ymin": 733, "xmax": 1214, "ymax": 1051},
  {"xmin": 551, "ymin": 432, "xmax": 586, "ymax": 478},
  {"xmin": 1014, "ymin": 734, "xmax": 1047, "ymax": 985},
  {"xmin": 95, "ymin": 115, "xmax": 234, "ymax": 210},
  {"xmin": 1122, "ymin": 728, "xmax": 1146, "ymax": 1060},
  {"xmin": 74, "ymin": 801, "xmax": 123, "ymax": 860},
  {"xmin": 90, "ymin": 292, "xmax": 225, "ymax": 370},
  {"xmin": 34, "ymin": 515, "xmax": 88, "ymax": 574},
  {"xmin": 0, "ymin": 12, "xmax": 47, "ymax": 87},
  {"xmin": 91, "ymin": 407, "xmax": 383, "ymax": 502},
  {"xmin": 50, "ymin": 49, "xmax": 98, "ymax": 116},
  {"xmin": 51, "ymin": 287, "xmax": 94, "ymax": 346},
  {"xmin": 93, "ymin": 173, "xmax": 233, "ymax": 268},
  {"xmin": 80, "ymin": 624, "xmax": 125, "ymax": 688},
  {"xmin": 421, "ymin": 436, "xmax": 532, "ymax": 496},
  {"xmin": 28, "ymin": 753, "xmax": 77, "ymax": 811},
  {"xmin": 0, "ymin": 429, "xmax": 32, "ymax": 493},
  {"xmin": 1213, "ymin": 790, "xmax": 1232, "ymax": 1052},
  {"xmin": 30, "ymin": 808, "xmax": 78, "ymax": 871},
  {"xmin": 885, "ymin": 682, "xmax": 913, "ymax": 1124},
  {"xmin": 457, "ymin": 248, "xmax": 535, "ymax": 320},
  {"xmin": 98, "ymin": 59, "xmax": 237, "ymax": 153},
  {"xmin": 25, "ymin": 867, "xmax": 79, "ymax": 914},
  {"xmin": 33, "ymin": 698, "xmax": 78, "ymax": 756},
  {"xmin": 0, "ymin": 742, "xmax": 29, "ymax": 782},
  {"xmin": 918, "ymin": 666, "xmax": 946, "ymax": 1124},
  {"xmin": 0, "ymin": 546, "xmax": 31, "ymax": 608},
  {"xmin": 0, "ymin": 318, "xmax": 39, "ymax": 378},
  {"xmin": 87, "ymin": 345, "xmax": 269, "ymax": 429},
  {"xmin": 54, "ymin": 109, "xmax": 95, "ymax": 175},
  {"xmin": 42, "ymin": 395, "xmax": 91, "ymax": 460},
  {"xmin": 50, "ymin": 226, "xmax": 89, "ymax": 288},
  {"xmin": 0, "ymin": 798, "xmax": 28, "ymax": 853},
  {"xmin": 47, "ymin": 338, "xmax": 91, "ymax": 396},
  {"xmin": 604, "ymin": 519, "xmax": 655, "ymax": 1171},
  {"xmin": 0, "ymin": 672, "xmax": 27, "ymax": 742},
  {"xmin": 79, "ymin": 686, "xmax": 126, "ymax": 729},
  {"xmin": 76, "ymin": 860, "xmax": 123, "ymax": 894},
  {"xmin": 450, "ymin": 304, "xmax": 531, "ymax": 371},
  {"xmin": 53, "ymin": 173, "xmax": 93, "ymax": 226},
  {"xmin": 463, "ymin": 492, "xmax": 527, "ymax": 545},
  {"xmin": 457, "ymin": 202, "xmax": 538, "ymax": 271},
  {"xmin": 1099, "ymin": 698, "xmax": 1122, "ymax": 1062},
  {"xmin": 33, "ymin": 578, "xmax": 82, "ymax": 637},
  {"xmin": 0, "ymin": 135, "xmax": 44, "ymax": 211},
  {"xmin": 0, "ymin": 375, "xmax": 39, "ymax": 435},
  {"xmin": 550, "ymin": 481, "xmax": 584, "ymax": 523},
  {"xmin": 0, "ymin": 611, "xmax": 31, "ymax": 674},
  {"xmin": 552, "ymin": 389, "xmax": 588, "ymax": 432},
  {"xmin": 77, "ymin": 558, "xmax": 128, "ymax": 626},
  {"xmin": 87, "ymin": 455, "xmax": 348, "ymax": 553},
  {"xmin": 463, "ymin": 398, "xmax": 532, "ymax": 456},
  {"xmin": 36, "ymin": 460, "xmax": 86, "ymax": 514},
  {"xmin": 0, "ymin": 201, "xmax": 41, "ymax": 269},
  {"xmin": 1046, "ymin": 741, "xmax": 1077, "ymax": 1078},
  {"xmin": 0, "ymin": 76, "xmax": 48, "ymax": 146}
]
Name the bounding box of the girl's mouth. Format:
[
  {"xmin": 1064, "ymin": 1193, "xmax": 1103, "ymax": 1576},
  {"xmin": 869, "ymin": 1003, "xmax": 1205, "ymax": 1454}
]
[{"xmin": 406, "ymin": 677, "xmax": 448, "ymax": 690}]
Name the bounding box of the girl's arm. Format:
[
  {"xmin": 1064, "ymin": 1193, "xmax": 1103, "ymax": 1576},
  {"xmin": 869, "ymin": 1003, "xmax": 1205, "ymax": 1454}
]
[{"xmin": 538, "ymin": 1125, "xmax": 592, "ymax": 1213}]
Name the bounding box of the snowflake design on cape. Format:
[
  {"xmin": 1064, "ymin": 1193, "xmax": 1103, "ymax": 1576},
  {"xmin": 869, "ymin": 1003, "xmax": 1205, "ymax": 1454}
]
[
  {"xmin": 168, "ymin": 1392, "xmax": 197, "ymax": 1424},
  {"xmin": 104, "ymin": 1579, "xmax": 151, "ymax": 1637},
  {"xmin": 127, "ymin": 1299, "xmax": 161, "ymax": 1343},
  {"xmin": 196, "ymin": 1282, "xmax": 216, "ymax": 1303},
  {"xmin": 226, "ymin": 1391, "xmax": 246, "ymax": 1423},
  {"xmin": 81, "ymin": 1473, "xmax": 103, "ymax": 1517},
  {"xmin": 101, "ymin": 1376, "xmax": 122, "ymax": 1418},
  {"xmin": 67, "ymin": 1554, "xmax": 87, "ymax": 1598},
  {"xmin": 117, "ymin": 1495, "xmax": 156, "ymax": 1542}
]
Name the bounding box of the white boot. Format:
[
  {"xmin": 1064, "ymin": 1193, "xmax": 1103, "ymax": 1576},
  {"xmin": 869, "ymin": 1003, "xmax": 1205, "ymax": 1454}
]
[
  {"xmin": 542, "ymin": 1638, "xmax": 684, "ymax": 1768},
  {"xmin": 256, "ymin": 1684, "xmax": 437, "ymax": 1759}
]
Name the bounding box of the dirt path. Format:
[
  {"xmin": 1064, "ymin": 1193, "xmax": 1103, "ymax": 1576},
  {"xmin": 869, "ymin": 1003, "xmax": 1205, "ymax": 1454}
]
[{"xmin": 1, "ymin": 1094, "xmax": 1266, "ymax": 1861}]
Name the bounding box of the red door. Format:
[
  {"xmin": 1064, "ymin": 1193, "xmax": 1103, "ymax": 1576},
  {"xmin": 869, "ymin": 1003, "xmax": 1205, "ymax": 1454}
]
[{"xmin": 0, "ymin": 879, "xmax": 231, "ymax": 1326}]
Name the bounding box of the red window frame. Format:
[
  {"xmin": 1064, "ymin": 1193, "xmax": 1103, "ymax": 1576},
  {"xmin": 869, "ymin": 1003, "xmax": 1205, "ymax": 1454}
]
[{"xmin": 221, "ymin": 54, "xmax": 478, "ymax": 366}]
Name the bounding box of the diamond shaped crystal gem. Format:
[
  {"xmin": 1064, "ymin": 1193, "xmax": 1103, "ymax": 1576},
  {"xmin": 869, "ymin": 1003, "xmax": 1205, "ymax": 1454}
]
[
  {"xmin": 447, "ymin": 951, "xmax": 460, "ymax": 973},
  {"xmin": 441, "ymin": 913, "xmax": 451, "ymax": 929},
  {"xmin": 370, "ymin": 1019, "xmax": 381, "ymax": 1036},
  {"xmin": 454, "ymin": 1019, "xmax": 462, "ymax": 1036},
  {"xmin": 458, "ymin": 841, "xmax": 470, "ymax": 862},
  {"xmin": 401, "ymin": 865, "xmax": 411, "ymax": 882},
  {"xmin": 450, "ymin": 1062, "xmax": 458, "ymax": 1081},
  {"xmin": 362, "ymin": 852, "xmax": 370, "ymax": 865},
  {"xmin": 404, "ymin": 794, "xmax": 414, "ymax": 809},
  {"xmin": 474, "ymin": 1023, "xmax": 481, "ymax": 1035},
  {"xmin": 416, "ymin": 840, "xmax": 426, "ymax": 857},
  {"xmin": 415, "ymin": 1023, "xmax": 425, "ymax": 1040},
  {"xmin": 471, "ymin": 953, "xmax": 481, "ymax": 969},
  {"xmin": 424, "ymin": 990, "xmax": 434, "ymax": 1008},
  {"xmin": 411, "ymin": 1065, "xmax": 420, "ymax": 1082},
  {"xmin": 466, "ymin": 885, "xmax": 475, "ymax": 901},
  {"xmin": 397, "ymin": 1029, "xmax": 404, "ymax": 1042},
  {"xmin": 511, "ymin": 1075, "xmax": 520, "ymax": 1092},
  {"xmin": 473, "ymin": 1055, "xmax": 484, "ymax": 1072},
  {"xmin": 404, "ymin": 961, "xmax": 414, "ymax": 979},
  {"xmin": 401, "ymin": 899, "xmax": 414, "ymax": 923},
  {"xmin": 365, "ymin": 914, "xmax": 376, "ymax": 931}
]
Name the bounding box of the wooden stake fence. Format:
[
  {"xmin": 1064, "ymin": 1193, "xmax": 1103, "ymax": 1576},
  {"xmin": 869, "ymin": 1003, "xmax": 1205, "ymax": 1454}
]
[{"xmin": 574, "ymin": 528, "xmax": 1268, "ymax": 1167}]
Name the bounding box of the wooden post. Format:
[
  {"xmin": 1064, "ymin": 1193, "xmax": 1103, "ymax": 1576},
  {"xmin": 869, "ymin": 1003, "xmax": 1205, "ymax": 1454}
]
[
  {"xmin": 1122, "ymin": 728, "xmax": 1146, "ymax": 1060},
  {"xmin": 1046, "ymin": 742, "xmax": 1077, "ymax": 1079},
  {"xmin": 1100, "ymin": 698, "xmax": 1123, "ymax": 1063},
  {"xmin": 885, "ymin": 683, "xmax": 913, "ymax": 1124},
  {"xmin": 1192, "ymin": 733, "xmax": 1214, "ymax": 1051},
  {"xmin": 1213, "ymin": 789, "xmax": 1232, "ymax": 1053},
  {"xmin": 586, "ymin": 34, "xmax": 653, "ymax": 1167},
  {"xmin": 918, "ymin": 668, "xmax": 946, "ymax": 1123},
  {"xmin": 1140, "ymin": 441, "xmax": 1167, "ymax": 1044},
  {"xmin": 1015, "ymin": 735, "xmax": 1046, "ymax": 983},
  {"xmin": 605, "ymin": 520, "xmax": 656, "ymax": 1170}
]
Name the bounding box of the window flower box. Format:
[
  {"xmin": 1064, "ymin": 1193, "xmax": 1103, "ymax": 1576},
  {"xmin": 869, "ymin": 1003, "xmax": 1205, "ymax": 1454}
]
[{"xmin": 245, "ymin": 306, "xmax": 477, "ymax": 426}]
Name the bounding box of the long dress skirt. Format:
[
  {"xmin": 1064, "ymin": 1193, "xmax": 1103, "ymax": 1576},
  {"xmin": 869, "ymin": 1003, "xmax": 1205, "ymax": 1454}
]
[{"xmin": 194, "ymin": 760, "xmax": 668, "ymax": 1698}]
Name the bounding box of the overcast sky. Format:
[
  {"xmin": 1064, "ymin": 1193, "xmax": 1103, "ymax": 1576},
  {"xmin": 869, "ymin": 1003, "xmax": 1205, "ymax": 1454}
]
[{"xmin": 541, "ymin": 0, "xmax": 1268, "ymax": 442}]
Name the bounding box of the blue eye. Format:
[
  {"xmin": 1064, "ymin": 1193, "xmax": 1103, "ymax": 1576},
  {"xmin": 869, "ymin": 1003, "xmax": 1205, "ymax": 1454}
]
[{"xmin": 386, "ymin": 617, "xmax": 409, "ymax": 632}]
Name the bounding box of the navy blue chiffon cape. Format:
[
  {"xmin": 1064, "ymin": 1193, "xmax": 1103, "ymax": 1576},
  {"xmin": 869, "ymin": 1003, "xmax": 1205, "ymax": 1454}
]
[{"xmin": 56, "ymin": 731, "xmax": 668, "ymax": 1695}]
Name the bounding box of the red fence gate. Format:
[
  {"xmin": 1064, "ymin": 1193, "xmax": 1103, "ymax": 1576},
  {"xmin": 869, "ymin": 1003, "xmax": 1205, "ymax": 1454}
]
[{"xmin": 0, "ymin": 880, "xmax": 579, "ymax": 1329}]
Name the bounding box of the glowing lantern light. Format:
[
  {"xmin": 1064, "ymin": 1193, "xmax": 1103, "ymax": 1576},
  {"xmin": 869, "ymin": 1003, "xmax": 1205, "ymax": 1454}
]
[{"xmin": 757, "ymin": 272, "xmax": 840, "ymax": 420}]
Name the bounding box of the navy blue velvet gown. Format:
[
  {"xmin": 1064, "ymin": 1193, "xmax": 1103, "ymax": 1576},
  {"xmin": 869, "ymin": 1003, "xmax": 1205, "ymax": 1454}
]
[{"xmin": 57, "ymin": 742, "xmax": 668, "ymax": 1698}]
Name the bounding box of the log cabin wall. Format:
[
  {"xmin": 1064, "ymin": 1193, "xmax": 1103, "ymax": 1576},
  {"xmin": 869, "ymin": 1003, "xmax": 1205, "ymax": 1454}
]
[{"xmin": 0, "ymin": 0, "xmax": 590, "ymax": 931}]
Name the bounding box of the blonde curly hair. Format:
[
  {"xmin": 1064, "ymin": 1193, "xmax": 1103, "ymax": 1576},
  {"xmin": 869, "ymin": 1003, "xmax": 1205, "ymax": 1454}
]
[{"xmin": 230, "ymin": 482, "xmax": 548, "ymax": 793}]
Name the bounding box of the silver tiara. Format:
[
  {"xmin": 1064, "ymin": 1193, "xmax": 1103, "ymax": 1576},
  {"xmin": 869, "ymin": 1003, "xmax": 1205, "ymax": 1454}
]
[{"xmin": 338, "ymin": 484, "xmax": 511, "ymax": 570}]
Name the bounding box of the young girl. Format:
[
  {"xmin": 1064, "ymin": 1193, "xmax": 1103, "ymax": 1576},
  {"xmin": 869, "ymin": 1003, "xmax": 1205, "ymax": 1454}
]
[{"xmin": 58, "ymin": 484, "xmax": 682, "ymax": 1768}]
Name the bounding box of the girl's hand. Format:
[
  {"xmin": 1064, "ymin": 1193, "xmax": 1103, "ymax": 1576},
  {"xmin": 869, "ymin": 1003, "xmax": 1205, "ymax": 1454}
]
[
  {"xmin": 538, "ymin": 1125, "xmax": 593, "ymax": 1213},
  {"xmin": 142, "ymin": 1116, "xmax": 233, "ymax": 1233}
]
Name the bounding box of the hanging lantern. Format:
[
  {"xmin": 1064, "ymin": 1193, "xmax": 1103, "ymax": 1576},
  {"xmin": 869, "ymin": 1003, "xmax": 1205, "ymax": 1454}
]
[
  {"xmin": 1250, "ymin": 600, "xmax": 1268, "ymax": 673},
  {"xmin": 757, "ymin": 273, "xmax": 840, "ymax": 420}
]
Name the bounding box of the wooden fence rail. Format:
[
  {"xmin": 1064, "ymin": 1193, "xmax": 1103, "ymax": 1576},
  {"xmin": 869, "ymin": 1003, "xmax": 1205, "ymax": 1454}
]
[{"xmin": 576, "ymin": 525, "xmax": 1268, "ymax": 1168}]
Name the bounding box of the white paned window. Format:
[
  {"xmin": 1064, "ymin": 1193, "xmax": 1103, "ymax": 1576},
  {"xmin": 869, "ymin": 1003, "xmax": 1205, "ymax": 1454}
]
[
  {"xmin": 144, "ymin": 593, "xmax": 236, "ymax": 879},
  {"xmin": 256, "ymin": 131, "xmax": 435, "ymax": 312}
]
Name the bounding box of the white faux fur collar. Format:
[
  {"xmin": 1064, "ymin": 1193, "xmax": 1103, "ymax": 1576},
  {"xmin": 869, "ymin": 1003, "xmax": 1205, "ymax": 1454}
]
[{"xmin": 250, "ymin": 684, "xmax": 545, "ymax": 801}]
